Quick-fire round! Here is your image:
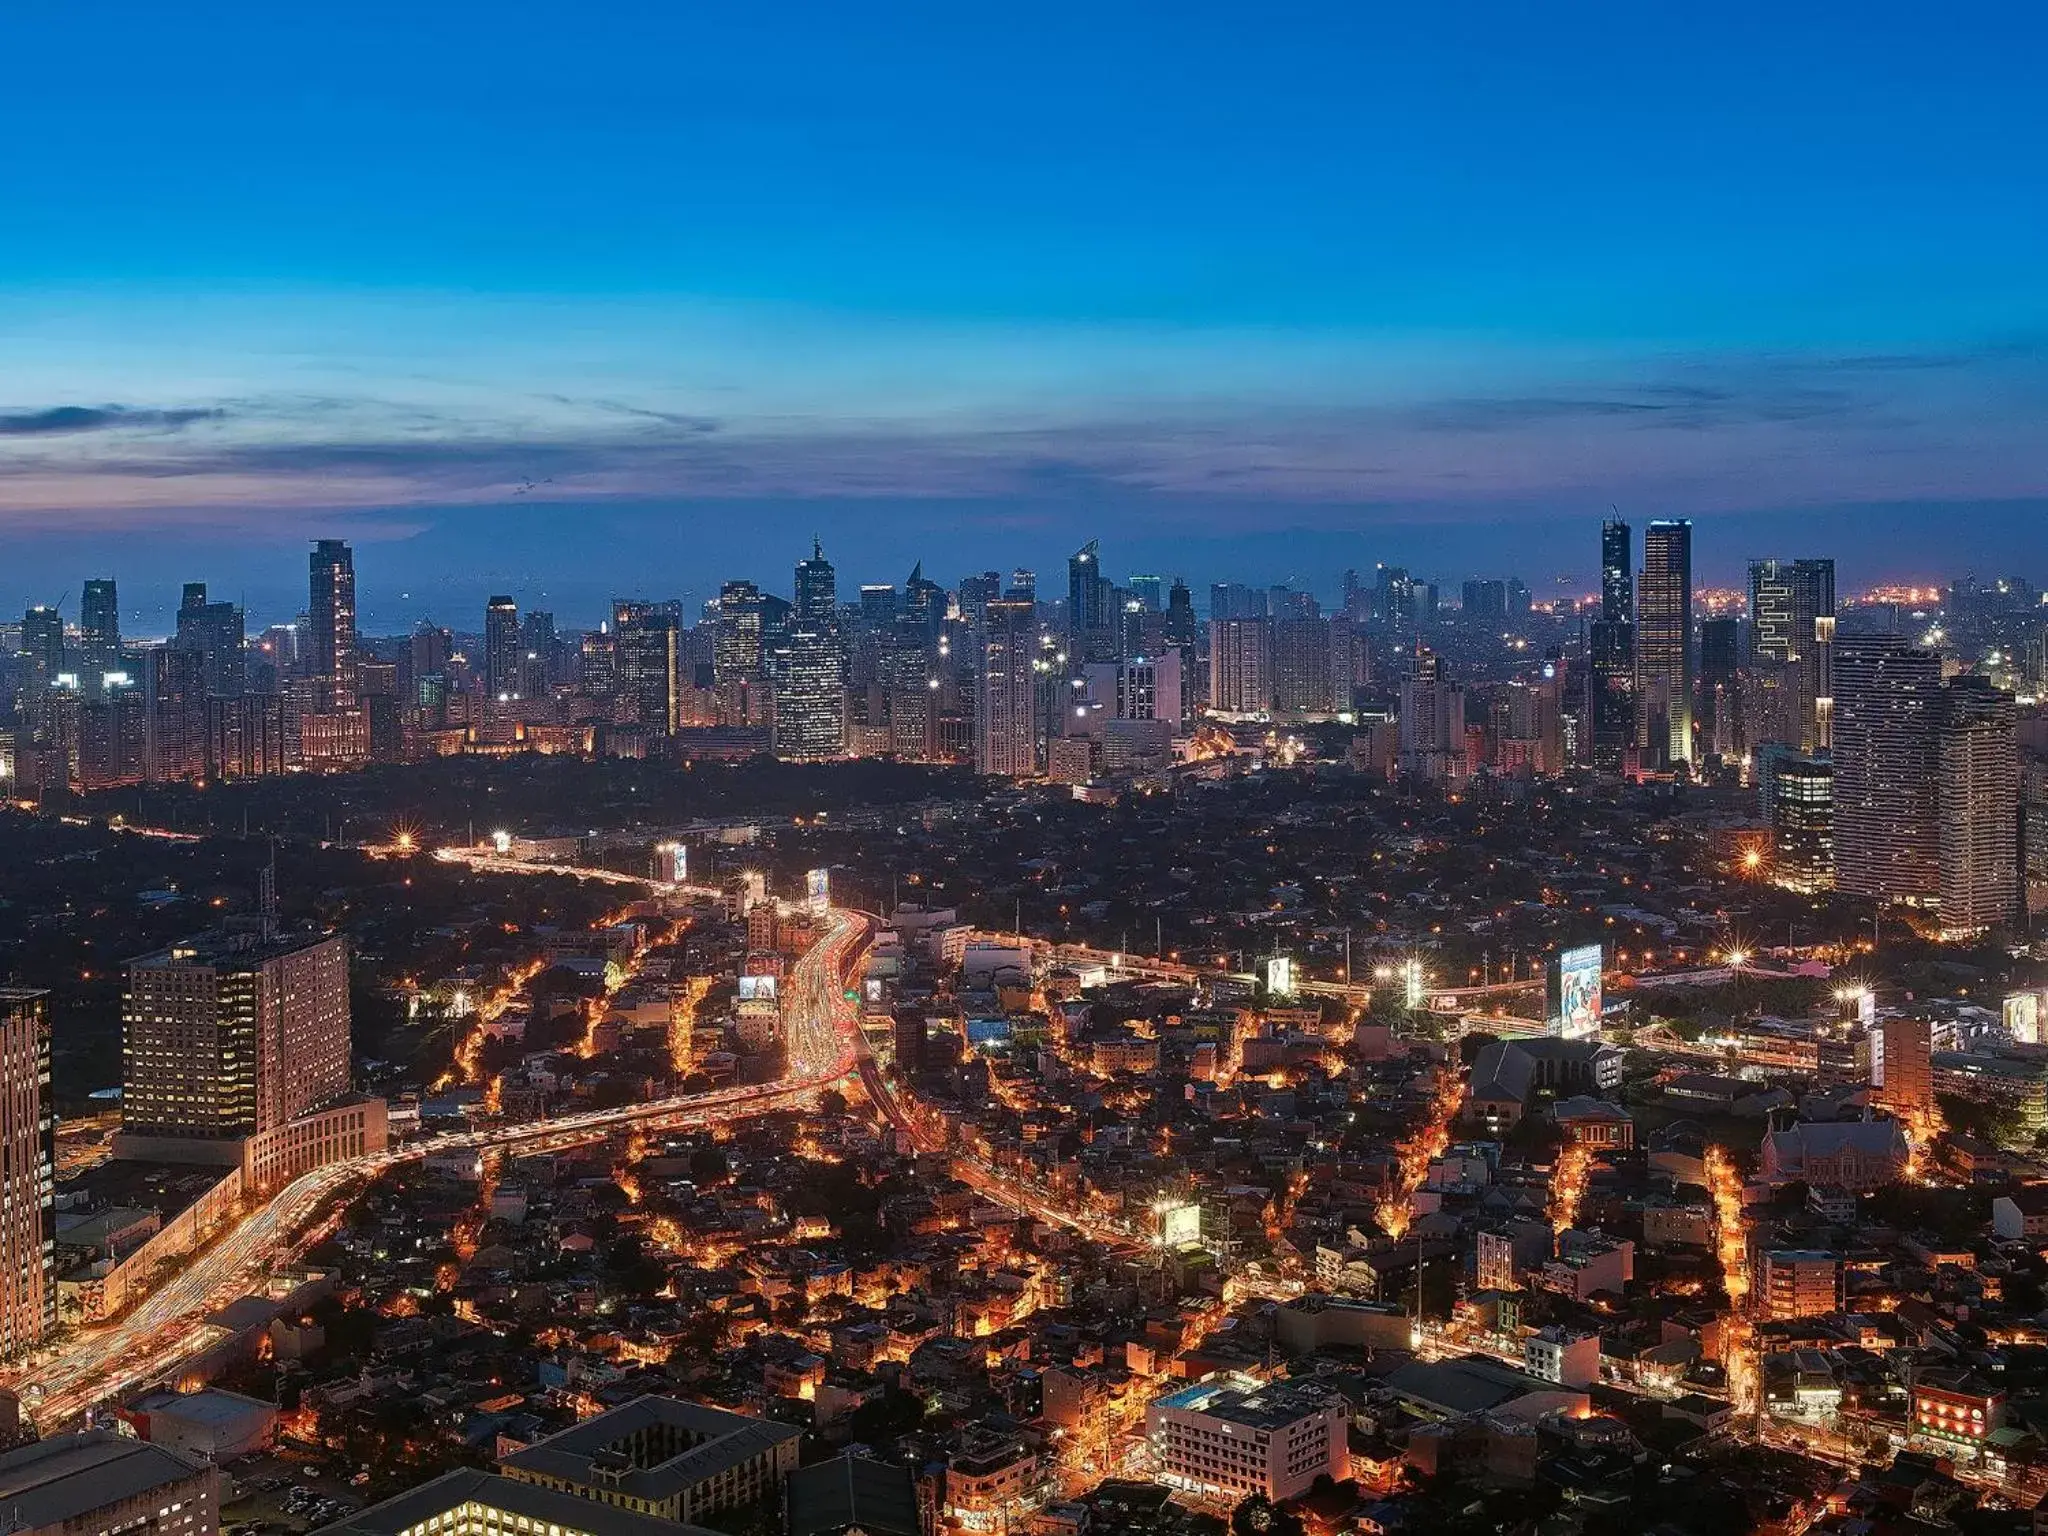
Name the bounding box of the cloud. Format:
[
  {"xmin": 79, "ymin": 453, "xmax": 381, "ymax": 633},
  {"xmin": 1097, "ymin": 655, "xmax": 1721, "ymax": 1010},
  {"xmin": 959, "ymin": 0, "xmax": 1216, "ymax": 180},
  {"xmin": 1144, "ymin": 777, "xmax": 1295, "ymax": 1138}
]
[{"xmin": 0, "ymin": 404, "xmax": 226, "ymax": 437}]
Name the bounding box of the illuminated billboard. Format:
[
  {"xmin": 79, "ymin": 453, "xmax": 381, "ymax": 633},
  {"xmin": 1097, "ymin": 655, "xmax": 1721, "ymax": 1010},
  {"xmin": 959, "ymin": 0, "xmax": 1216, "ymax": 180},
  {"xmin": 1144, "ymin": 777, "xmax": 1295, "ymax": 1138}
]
[
  {"xmin": 2007, "ymin": 991, "xmax": 2042, "ymax": 1046},
  {"xmin": 1264, "ymin": 956, "xmax": 1296, "ymax": 998},
  {"xmin": 737, "ymin": 975, "xmax": 779, "ymax": 1003},
  {"xmin": 807, "ymin": 867, "xmax": 831, "ymax": 916},
  {"xmin": 1549, "ymin": 944, "xmax": 1603, "ymax": 1039},
  {"xmin": 1158, "ymin": 1201, "xmax": 1202, "ymax": 1247},
  {"xmin": 657, "ymin": 843, "xmax": 687, "ymax": 885},
  {"xmin": 1402, "ymin": 958, "xmax": 1426, "ymax": 1011}
]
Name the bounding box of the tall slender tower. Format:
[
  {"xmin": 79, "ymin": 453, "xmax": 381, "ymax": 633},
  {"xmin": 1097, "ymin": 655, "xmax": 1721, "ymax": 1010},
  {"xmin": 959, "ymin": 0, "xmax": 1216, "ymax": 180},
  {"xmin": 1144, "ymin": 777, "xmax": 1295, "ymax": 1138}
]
[
  {"xmin": 978, "ymin": 594, "xmax": 1041, "ymax": 776},
  {"xmin": 484, "ymin": 595, "xmax": 522, "ymax": 700},
  {"xmin": 794, "ymin": 540, "xmax": 838, "ymax": 630},
  {"xmin": 1747, "ymin": 557, "xmax": 1836, "ymax": 753},
  {"xmin": 1635, "ymin": 519, "xmax": 1693, "ymax": 769},
  {"xmin": 308, "ymin": 539, "xmax": 359, "ymax": 710},
  {"xmin": 0, "ymin": 989, "xmax": 54, "ymax": 1360},
  {"xmin": 1587, "ymin": 519, "xmax": 1635, "ymax": 771},
  {"xmin": 1832, "ymin": 634, "xmax": 1943, "ymax": 904},
  {"xmin": 80, "ymin": 578, "xmax": 121, "ymax": 684}
]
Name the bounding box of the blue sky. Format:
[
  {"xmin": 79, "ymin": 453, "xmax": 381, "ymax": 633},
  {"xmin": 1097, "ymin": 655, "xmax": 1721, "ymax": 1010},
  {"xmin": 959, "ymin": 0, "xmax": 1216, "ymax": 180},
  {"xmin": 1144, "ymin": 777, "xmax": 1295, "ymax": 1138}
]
[{"xmin": 1, "ymin": 2, "xmax": 2044, "ymax": 628}]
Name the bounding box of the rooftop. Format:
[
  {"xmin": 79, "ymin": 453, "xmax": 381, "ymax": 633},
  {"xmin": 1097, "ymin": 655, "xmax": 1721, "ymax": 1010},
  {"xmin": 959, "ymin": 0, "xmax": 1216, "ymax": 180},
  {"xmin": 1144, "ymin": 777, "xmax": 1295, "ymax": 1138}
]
[
  {"xmin": 499, "ymin": 1395, "xmax": 800, "ymax": 1503},
  {"xmin": 321, "ymin": 1469, "xmax": 725, "ymax": 1536},
  {"xmin": 0, "ymin": 1432, "xmax": 210, "ymax": 1528}
]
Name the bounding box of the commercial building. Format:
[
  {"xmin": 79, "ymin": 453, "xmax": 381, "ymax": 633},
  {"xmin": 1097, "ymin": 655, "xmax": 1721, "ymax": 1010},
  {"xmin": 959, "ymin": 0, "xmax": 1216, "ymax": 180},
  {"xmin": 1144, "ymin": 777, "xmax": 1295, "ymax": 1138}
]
[
  {"xmin": 1524, "ymin": 1326, "xmax": 1602, "ymax": 1388},
  {"xmin": 1832, "ymin": 635, "xmax": 1943, "ymax": 905},
  {"xmin": 1936, "ymin": 678, "xmax": 2020, "ymax": 936},
  {"xmin": 1746, "ymin": 557, "xmax": 1835, "ymax": 753},
  {"xmin": 499, "ymin": 1395, "xmax": 801, "ymax": 1525},
  {"xmin": 1762, "ymin": 751, "xmax": 1834, "ymax": 892},
  {"xmin": 1207, "ymin": 618, "xmax": 1271, "ymax": 716},
  {"xmin": 321, "ymin": 1470, "xmax": 724, "ymax": 1536},
  {"xmin": 484, "ymin": 595, "xmax": 522, "ymax": 700},
  {"xmin": 1147, "ymin": 1375, "xmax": 1349, "ymax": 1502},
  {"xmin": 1635, "ymin": 519, "xmax": 1693, "ymax": 770},
  {"xmin": 122, "ymin": 930, "xmax": 352, "ymax": 1144},
  {"xmin": 0, "ymin": 989, "xmax": 54, "ymax": 1359},
  {"xmin": 308, "ymin": 538, "xmax": 359, "ymax": 711},
  {"xmin": 977, "ymin": 595, "xmax": 1043, "ymax": 777},
  {"xmin": 0, "ymin": 1430, "xmax": 218, "ymax": 1536}
]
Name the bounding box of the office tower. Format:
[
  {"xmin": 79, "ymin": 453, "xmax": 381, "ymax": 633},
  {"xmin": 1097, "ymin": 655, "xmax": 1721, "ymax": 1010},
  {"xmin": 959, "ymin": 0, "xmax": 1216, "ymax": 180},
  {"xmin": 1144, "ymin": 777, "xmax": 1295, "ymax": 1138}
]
[
  {"xmin": 772, "ymin": 626, "xmax": 846, "ymax": 761},
  {"xmin": 0, "ymin": 990, "xmax": 53, "ymax": 1359},
  {"xmin": 1696, "ymin": 615, "xmax": 1740, "ymax": 765},
  {"xmin": 614, "ymin": 599, "xmax": 681, "ymax": 734},
  {"xmin": 713, "ymin": 581, "xmax": 767, "ymax": 727},
  {"xmin": 1937, "ymin": 678, "xmax": 2020, "ymax": 937},
  {"xmin": 1207, "ymin": 618, "xmax": 1271, "ymax": 714},
  {"xmin": 123, "ymin": 931, "xmax": 351, "ymax": 1142},
  {"xmin": 77, "ymin": 680, "xmax": 148, "ymax": 788},
  {"xmin": 1870, "ymin": 1015, "xmax": 1932, "ymax": 1124},
  {"xmin": 1210, "ymin": 582, "xmax": 1265, "ymax": 622},
  {"xmin": 977, "ymin": 595, "xmax": 1040, "ymax": 776},
  {"xmin": 1600, "ymin": 519, "xmax": 1634, "ymax": 624},
  {"xmin": 20, "ymin": 604, "xmax": 64, "ymax": 690},
  {"xmin": 1832, "ymin": 635, "xmax": 1944, "ymax": 905},
  {"xmin": 1271, "ymin": 613, "xmax": 1334, "ymax": 717},
  {"xmin": 1128, "ymin": 574, "xmax": 1165, "ymax": 613},
  {"xmin": 307, "ymin": 539, "xmax": 359, "ymax": 710},
  {"xmin": 1398, "ymin": 646, "xmax": 1467, "ymax": 779},
  {"xmin": 519, "ymin": 608, "xmax": 557, "ymax": 696},
  {"xmin": 902, "ymin": 562, "xmax": 945, "ymax": 634},
  {"xmin": 858, "ymin": 584, "xmax": 899, "ymax": 641},
  {"xmin": 1747, "ymin": 558, "xmax": 1836, "ymax": 753},
  {"xmin": 1373, "ymin": 565, "xmax": 1417, "ymax": 630},
  {"xmin": 1635, "ymin": 519, "xmax": 1693, "ymax": 769},
  {"xmin": 173, "ymin": 583, "xmax": 246, "ymax": 697},
  {"xmin": 1586, "ymin": 616, "xmax": 1635, "ymax": 772},
  {"xmin": 1764, "ymin": 752, "xmax": 1834, "ymax": 892},
  {"xmin": 1067, "ymin": 539, "xmax": 1106, "ymax": 642},
  {"xmin": 956, "ymin": 571, "xmax": 1002, "ymax": 630},
  {"xmin": 1462, "ymin": 579, "xmax": 1507, "ymax": 624},
  {"xmin": 1117, "ymin": 652, "xmax": 1184, "ymax": 724},
  {"xmin": 795, "ymin": 539, "xmax": 838, "ymax": 629},
  {"xmin": 144, "ymin": 642, "xmax": 211, "ymax": 782},
  {"xmin": 80, "ymin": 577, "xmax": 120, "ymax": 684},
  {"xmin": 483, "ymin": 595, "xmax": 521, "ymax": 700}
]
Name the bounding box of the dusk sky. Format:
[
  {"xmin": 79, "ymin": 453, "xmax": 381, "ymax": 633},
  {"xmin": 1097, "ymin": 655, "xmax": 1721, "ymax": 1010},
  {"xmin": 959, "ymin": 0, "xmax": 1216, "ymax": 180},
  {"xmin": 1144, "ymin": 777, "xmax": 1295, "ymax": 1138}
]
[{"xmin": 3, "ymin": 3, "xmax": 2045, "ymax": 630}]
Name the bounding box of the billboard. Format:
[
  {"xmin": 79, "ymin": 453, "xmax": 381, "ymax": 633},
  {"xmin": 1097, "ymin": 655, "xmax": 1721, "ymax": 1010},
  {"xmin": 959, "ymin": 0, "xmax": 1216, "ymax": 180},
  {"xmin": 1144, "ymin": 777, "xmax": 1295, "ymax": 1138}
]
[
  {"xmin": 737, "ymin": 975, "xmax": 779, "ymax": 1003},
  {"xmin": 1402, "ymin": 958, "xmax": 1426, "ymax": 1011},
  {"xmin": 1158, "ymin": 1201, "xmax": 1202, "ymax": 1247},
  {"xmin": 1549, "ymin": 944, "xmax": 1603, "ymax": 1039},
  {"xmin": 657, "ymin": 843, "xmax": 687, "ymax": 885},
  {"xmin": 1264, "ymin": 955, "xmax": 1296, "ymax": 998},
  {"xmin": 2007, "ymin": 991, "xmax": 2042, "ymax": 1046},
  {"xmin": 807, "ymin": 867, "xmax": 831, "ymax": 916}
]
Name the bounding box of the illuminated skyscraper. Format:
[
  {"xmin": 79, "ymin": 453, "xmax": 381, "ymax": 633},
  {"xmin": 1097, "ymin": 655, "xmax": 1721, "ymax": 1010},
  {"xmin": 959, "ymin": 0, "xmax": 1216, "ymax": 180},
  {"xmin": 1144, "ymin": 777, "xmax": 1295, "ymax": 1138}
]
[
  {"xmin": 80, "ymin": 578, "xmax": 120, "ymax": 685},
  {"xmin": 20, "ymin": 604, "xmax": 64, "ymax": 691},
  {"xmin": 774, "ymin": 544, "xmax": 846, "ymax": 761},
  {"xmin": 484, "ymin": 595, "xmax": 521, "ymax": 700},
  {"xmin": 1747, "ymin": 557, "xmax": 1836, "ymax": 753},
  {"xmin": 1207, "ymin": 618, "xmax": 1271, "ymax": 715},
  {"xmin": 1271, "ymin": 611, "xmax": 1334, "ymax": 718},
  {"xmin": 1832, "ymin": 634, "xmax": 1943, "ymax": 905},
  {"xmin": 1937, "ymin": 678, "xmax": 2020, "ymax": 937},
  {"xmin": 1600, "ymin": 518, "xmax": 1634, "ymax": 625},
  {"xmin": 714, "ymin": 581, "xmax": 768, "ymax": 727},
  {"xmin": 0, "ymin": 989, "xmax": 53, "ymax": 1359},
  {"xmin": 977, "ymin": 594, "xmax": 1041, "ymax": 777},
  {"xmin": 1068, "ymin": 540, "xmax": 1105, "ymax": 638},
  {"xmin": 1635, "ymin": 519, "xmax": 1693, "ymax": 769},
  {"xmin": 614, "ymin": 599, "xmax": 681, "ymax": 734},
  {"xmin": 1586, "ymin": 520, "xmax": 1634, "ymax": 771},
  {"xmin": 1764, "ymin": 752, "xmax": 1834, "ymax": 892},
  {"xmin": 308, "ymin": 539, "xmax": 359, "ymax": 710},
  {"xmin": 794, "ymin": 539, "xmax": 838, "ymax": 629}
]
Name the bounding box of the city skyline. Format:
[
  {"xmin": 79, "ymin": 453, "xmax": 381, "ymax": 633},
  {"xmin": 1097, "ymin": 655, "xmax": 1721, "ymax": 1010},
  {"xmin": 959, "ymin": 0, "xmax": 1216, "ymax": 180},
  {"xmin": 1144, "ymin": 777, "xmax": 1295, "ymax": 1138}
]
[{"xmin": 3, "ymin": 5, "xmax": 2046, "ymax": 599}]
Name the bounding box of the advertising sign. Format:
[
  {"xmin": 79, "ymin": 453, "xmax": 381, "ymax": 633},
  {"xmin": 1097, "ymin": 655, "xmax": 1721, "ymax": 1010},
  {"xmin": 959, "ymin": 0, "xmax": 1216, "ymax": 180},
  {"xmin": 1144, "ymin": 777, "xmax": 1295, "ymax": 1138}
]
[
  {"xmin": 1159, "ymin": 1201, "xmax": 1202, "ymax": 1247},
  {"xmin": 1550, "ymin": 944, "xmax": 1603, "ymax": 1039},
  {"xmin": 1264, "ymin": 955, "xmax": 1296, "ymax": 998},
  {"xmin": 807, "ymin": 867, "xmax": 831, "ymax": 916}
]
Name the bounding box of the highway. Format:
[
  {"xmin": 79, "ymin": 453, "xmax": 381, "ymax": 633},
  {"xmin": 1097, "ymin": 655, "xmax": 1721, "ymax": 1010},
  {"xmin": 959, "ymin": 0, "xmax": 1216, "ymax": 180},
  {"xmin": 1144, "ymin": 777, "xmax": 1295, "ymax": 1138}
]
[{"xmin": 8, "ymin": 908, "xmax": 873, "ymax": 1433}]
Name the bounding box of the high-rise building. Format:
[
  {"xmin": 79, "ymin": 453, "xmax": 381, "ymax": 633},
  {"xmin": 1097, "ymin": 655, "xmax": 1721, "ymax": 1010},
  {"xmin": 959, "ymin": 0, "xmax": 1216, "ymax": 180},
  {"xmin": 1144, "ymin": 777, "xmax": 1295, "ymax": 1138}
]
[
  {"xmin": 20, "ymin": 604, "xmax": 64, "ymax": 692},
  {"xmin": 1462, "ymin": 579, "xmax": 1508, "ymax": 623},
  {"xmin": 0, "ymin": 989, "xmax": 54, "ymax": 1359},
  {"xmin": 122, "ymin": 931, "xmax": 351, "ymax": 1143},
  {"xmin": 484, "ymin": 595, "xmax": 522, "ymax": 701},
  {"xmin": 1747, "ymin": 558, "xmax": 1836, "ymax": 753},
  {"xmin": 976, "ymin": 595, "xmax": 1040, "ymax": 777},
  {"xmin": 1764, "ymin": 752, "xmax": 1834, "ymax": 893},
  {"xmin": 1600, "ymin": 518, "xmax": 1634, "ymax": 625},
  {"xmin": 795, "ymin": 540, "xmax": 838, "ymax": 629},
  {"xmin": 80, "ymin": 577, "xmax": 121, "ymax": 684},
  {"xmin": 1209, "ymin": 583, "xmax": 1266, "ymax": 622},
  {"xmin": 1937, "ymin": 678, "xmax": 2020, "ymax": 937},
  {"xmin": 1696, "ymin": 616, "xmax": 1740, "ymax": 766},
  {"xmin": 1117, "ymin": 652, "xmax": 1184, "ymax": 725},
  {"xmin": 1067, "ymin": 540, "xmax": 1106, "ymax": 645},
  {"xmin": 1271, "ymin": 613, "xmax": 1334, "ymax": 718},
  {"xmin": 1207, "ymin": 618, "xmax": 1271, "ymax": 715},
  {"xmin": 1870, "ymin": 1015, "xmax": 1932, "ymax": 1124},
  {"xmin": 1398, "ymin": 646, "xmax": 1467, "ymax": 779},
  {"xmin": 714, "ymin": 581, "xmax": 768, "ymax": 727},
  {"xmin": 614, "ymin": 600, "xmax": 681, "ymax": 734},
  {"xmin": 1128, "ymin": 574, "xmax": 1165, "ymax": 613},
  {"xmin": 1635, "ymin": 519, "xmax": 1693, "ymax": 769},
  {"xmin": 307, "ymin": 539, "xmax": 359, "ymax": 710},
  {"xmin": 173, "ymin": 583, "xmax": 247, "ymax": 698},
  {"xmin": 1833, "ymin": 635, "xmax": 1944, "ymax": 905}
]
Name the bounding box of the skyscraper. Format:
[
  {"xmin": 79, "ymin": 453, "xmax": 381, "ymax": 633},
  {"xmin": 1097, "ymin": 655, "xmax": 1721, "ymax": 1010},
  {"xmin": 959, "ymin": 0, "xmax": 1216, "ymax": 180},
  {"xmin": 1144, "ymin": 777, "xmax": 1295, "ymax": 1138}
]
[
  {"xmin": 1586, "ymin": 520, "xmax": 1634, "ymax": 772},
  {"xmin": 80, "ymin": 578, "xmax": 121, "ymax": 684},
  {"xmin": 20, "ymin": 604, "xmax": 64, "ymax": 691},
  {"xmin": 1832, "ymin": 634, "xmax": 1943, "ymax": 905},
  {"xmin": 1696, "ymin": 615, "xmax": 1740, "ymax": 766},
  {"xmin": 1271, "ymin": 612, "xmax": 1334, "ymax": 718},
  {"xmin": 122, "ymin": 931, "xmax": 352, "ymax": 1143},
  {"xmin": 0, "ymin": 989, "xmax": 53, "ymax": 1359},
  {"xmin": 1747, "ymin": 557, "xmax": 1836, "ymax": 753},
  {"xmin": 614, "ymin": 599, "xmax": 681, "ymax": 734},
  {"xmin": 794, "ymin": 540, "xmax": 838, "ymax": 629},
  {"xmin": 977, "ymin": 594, "xmax": 1041, "ymax": 777},
  {"xmin": 1207, "ymin": 618, "xmax": 1272, "ymax": 715},
  {"xmin": 1764, "ymin": 752, "xmax": 1834, "ymax": 893},
  {"xmin": 1128, "ymin": 574, "xmax": 1165, "ymax": 613},
  {"xmin": 714, "ymin": 581, "xmax": 768, "ymax": 727},
  {"xmin": 1870, "ymin": 1015, "xmax": 1932, "ymax": 1125},
  {"xmin": 308, "ymin": 539, "xmax": 359, "ymax": 710},
  {"xmin": 1068, "ymin": 540, "xmax": 1105, "ymax": 642},
  {"xmin": 1936, "ymin": 678, "xmax": 2020, "ymax": 937},
  {"xmin": 1635, "ymin": 519, "xmax": 1693, "ymax": 769},
  {"xmin": 484, "ymin": 595, "xmax": 522, "ymax": 700},
  {"xmin": 173, "ymin": 583, "xmax": 247, "ymax": 697}
]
